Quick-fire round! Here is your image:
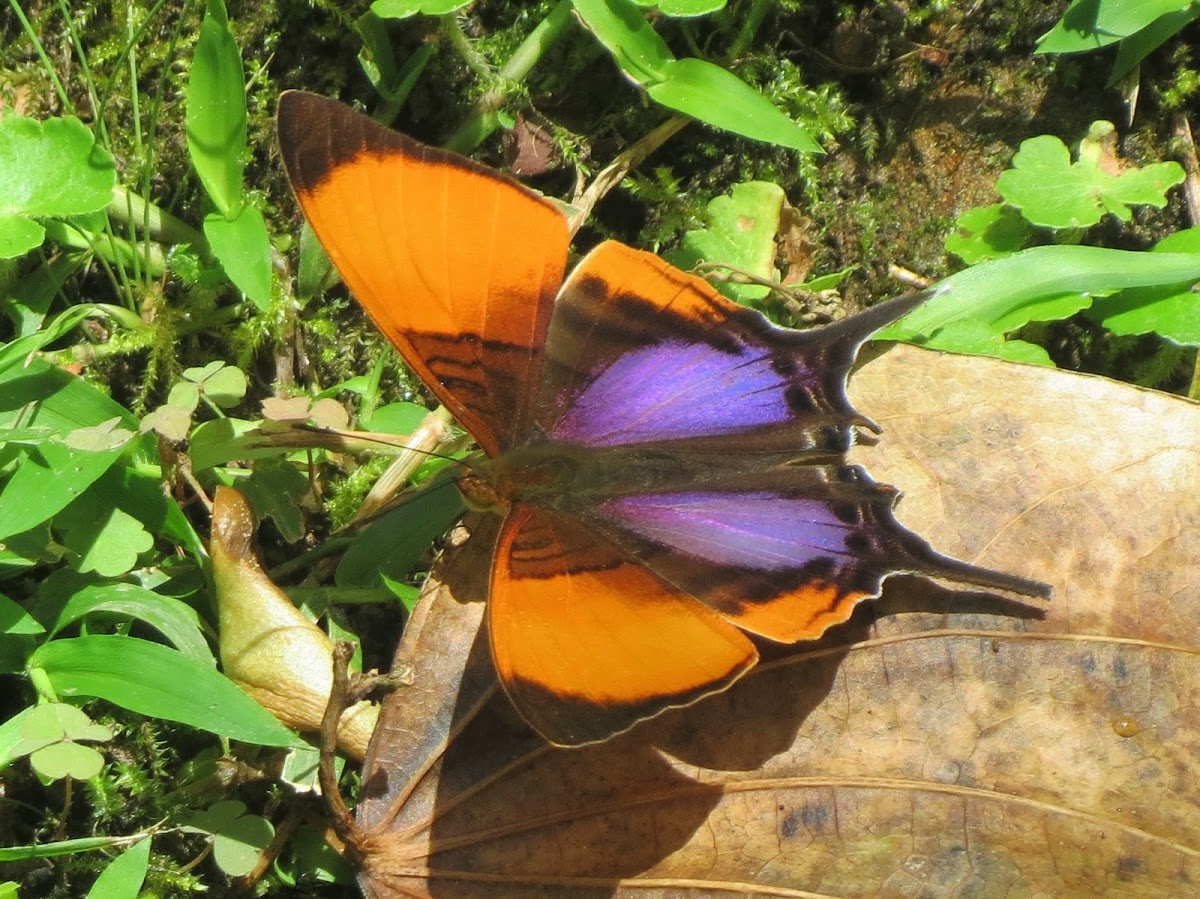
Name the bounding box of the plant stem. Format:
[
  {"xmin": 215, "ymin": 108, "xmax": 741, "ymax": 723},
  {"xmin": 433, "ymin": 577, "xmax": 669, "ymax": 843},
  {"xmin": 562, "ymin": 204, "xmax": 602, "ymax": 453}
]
[
  {"xmin": 109, "ymin": 187, "xmax": 207, "ymax": 249},
  {"xmin": 729, "ymin": 0, "xmax": 773, "ymax": 60},
  {"xmin": 444, "ymin": 0, "xmax": 577, "ymax": 153}
]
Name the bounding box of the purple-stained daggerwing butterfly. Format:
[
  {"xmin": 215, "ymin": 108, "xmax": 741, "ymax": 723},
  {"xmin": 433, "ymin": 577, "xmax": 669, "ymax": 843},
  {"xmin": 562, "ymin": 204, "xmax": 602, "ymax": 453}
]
[{"xmin": 277, "ymin": 91, "xmax": 1051, "ymax": 747}]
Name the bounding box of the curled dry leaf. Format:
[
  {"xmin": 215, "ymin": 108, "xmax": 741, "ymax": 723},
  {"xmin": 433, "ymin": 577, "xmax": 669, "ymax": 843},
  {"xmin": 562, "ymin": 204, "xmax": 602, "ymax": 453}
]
[
  {"xmin": 211, "ymin": 486, "xmax": 378, "ymax": 760},
  {"xmin": 352, "ymin": 345, "xmax": 1200, "ymax": 897}
]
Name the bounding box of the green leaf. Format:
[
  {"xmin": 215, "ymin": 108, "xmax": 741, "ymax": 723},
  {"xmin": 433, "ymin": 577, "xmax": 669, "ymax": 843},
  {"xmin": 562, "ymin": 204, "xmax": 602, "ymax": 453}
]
[
  {"xmin": 883, "ymin": 245, "xmax": 1200, "ymax": 348},
  {"xmin": 666, "ymin": 181, "xmax": 785, "ymax": 304},
  {"xmin": 241, "ymin": 459, "xmax": 309, "ymax": 544},
  {"xmin": 634, "ymin": 0, "xmax": 726, "ymax": 14},
  {"xmin": 0, "ymin": 114, "xmax": 116, "ymax": 258},
  {"xmin": 995, "ymin": 132, "xmax": 1183, "ymax": 228},
  {"xmin": 37, "ymin": 577, "xmax": 212, "ymax": 666},
  {"xmin": 204, "ymin": 205, "xmax": 272, "ymax": 309},
  {"xmin": 1110, "ymin": 6, "xmax": 1200, "ymax": 81},
  {"xmin": 647, "ymin": 58, "xmax": 821, "ymax": 152},
  {"xmin": 17, "ymin": 702, "xmax": 112, "ymax": 745},
  {"xmin": 989, "ymin": 291, "xmax": 1094, "ymax": 332},
  {"xmin": 64, "ymin": 418, "xmax": 136, "ymax": 453},
  {"xmin": 362, "ymin": 401, "xmax": 439, "ymax": 434},
  {"xmin": 0, "ymin": 304, "xmax": 107, "ymax": 375},
  {"xmin": 0, "ymin": 835, "xmax": 145, "ymax": 863},
  {"xmin": 57, "ymin": 500, "xmax": 154, "ymax": 579},
  {"xmin": 370, "ymin": 0, "xmax": 471, "ymax": 16},
  {"xmin": 213, "ymin": 812, "xmax": 274, "ymax": 876},
  {"xmin": 186, "ymin": 0, "xmax": 247, "ymax": 217},
  {"xmin": 186, "ymin": 800, "xmax": 274, "ymax": 878},
  {"xmin": 200, "ymin": 364, "xmax": 248, "ymax": 408},
  {"xmin": 1089, "ymin": 227, "xmax": 1200, "ymax": 345},
  {"xmin": 1035, "ymin": 0, "xmax": 1130, "ymax": 54},
  {"xmin": 944, "ymin": 204, "xmax": 1030, "ymax": 263},
  {"xmin": 188, "ymin": 417, "xmax": 281, "ymax": 470},
  {"xmin": 140, "ymin": 403, "xmax": 193, "ymax": 442},
  {"xmin": 31, "ymin": 741, "xmax": 106, "ymax": 780},
  {"xmin": 0, "ymin": 441, "xmax": 127, "ymax": 541},
  {"xmin": 1093, "ymin": 0, "xmax": 1196, "ymax": 36},
  {"xmin": 920, "ymin": 320, "xmax": 1054, "ymax": 365},
  {"xmin": 7, "ymin": 254, "xmax": 81, "ymax": 336},
  {"xmin": 85, "ymin": 837, "xmax": 151, "ymax": 899},
  {"xmin": 336, "ymin": 484, "xmax": 464, "ymax": 587},
  {"xmin": 571, "ymin": 0, "xmax": 676, "ymax": 85},
  {"xmin": 1, "ymin": 593, "xmax": 45, "ymax": 635},
  {"xmin": 0, "ymin": 358, "xmax": 138, "ymax": 436},
  {"xmin": 31, "ymin": 635, "xmax": 306, "ymax": 747}
]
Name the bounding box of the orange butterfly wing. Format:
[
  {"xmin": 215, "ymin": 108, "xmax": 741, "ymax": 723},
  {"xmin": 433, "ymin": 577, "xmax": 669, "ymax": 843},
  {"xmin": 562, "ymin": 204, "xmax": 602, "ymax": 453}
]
[
  {"xmin": 489, "ymin": 506, "xmax": 757, "ymax": 746},
  {"xmin": 277, "ymin": 91, "xmax": 569, "ymax": 455}
]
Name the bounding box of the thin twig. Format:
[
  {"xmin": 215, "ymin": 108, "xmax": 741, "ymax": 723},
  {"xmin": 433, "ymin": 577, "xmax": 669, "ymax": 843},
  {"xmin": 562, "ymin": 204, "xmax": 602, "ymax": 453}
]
[{"xmin": 319, "ymin": 641, "xmax": 360, "ymax": 858}]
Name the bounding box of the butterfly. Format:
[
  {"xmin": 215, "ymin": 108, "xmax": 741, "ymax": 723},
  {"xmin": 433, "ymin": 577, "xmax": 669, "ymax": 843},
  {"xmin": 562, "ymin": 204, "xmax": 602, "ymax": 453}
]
[{"xmin": 276, "ymin": 91, "xmax": 1050, "ymax": 748}]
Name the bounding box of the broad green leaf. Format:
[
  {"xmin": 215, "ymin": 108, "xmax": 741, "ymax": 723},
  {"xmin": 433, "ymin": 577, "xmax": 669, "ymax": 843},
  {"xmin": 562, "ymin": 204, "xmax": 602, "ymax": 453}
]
[
  {"xmin": 571, "ymin": 0, "xmax": 676, "ymax": 85},
  {"xmin": 0, "ymin": 706, "xmax": 34, "ymax": 771},
  {"xmin": 912, "ymin": 320, "xmax": 1053, "ymax": 364},
  {"xmin": 336, "ymin": 483, "xmax": 464, "ymax": 587},
  {"xmin": 647, "ymin": 58, "xmax": 821, "ymax": 152},
  {"xmin": 996, "ymin": 133, "xmax": 1183, "ymax": 228},
  {"xmin": 1089, "ymin": 228, "xmax": 1200, "ymax": 345},
  {"xmin": 0, "ymin": 358, "xmax": 138, "ymax": 436},
  {"xmin": 634, "ymin": 0, "xmax": 725, "ymax": 14},
  {"xmin": 0, "ymin": 441, "xmax": 126, "ymax": 541},
  {"xmin": 204, "ymin": 205, "xmax": 272, "ymax": 309},
  {"xmin": 187, "ymin": 0, "xmax": 247, "ymax": 217},
  {"xmin": 1, "ymin": 593, "xmax": 45, "ymax": 635},
  {"xmin": 944, "ymin": 204, "xmax": 1030, "ymax": 263},
  {"xmin": 884, "ymin": 245, "xmax": 1200, "ymax": 345},
  {"xmin": 295, "ymin": 219, "xmax": 337, "ymax": 304},
  {"xmin": 31, "ymin": 635, "xmax": 306, "ymax": 747},
  {"xmin": 8, "ymin": 254, "xmax": 80, "ymax": 337},
  {"xmin": 92, "ymin": 464, "xmax": 207, "ymax": 563},
  {"xmin": 1093, "ymin": 0, "xmax": 1195, "ymax": 36},
  {"xmin": 86, "ymin": 837, "xmax": 151, "ymax": 899},
  {"xmin": 37, "ymin": 578, "xmax": 212, "ymax": 666},
  {"xmin": 371, "ymin": 0, "xmax": 471, "ymax": 16},
  {"xmin": 990, "ymin": 291, "xmax": 1093, "ymax": 332},
  {"xmin": 1036, "ymin": 0, "xmax": 1132, "ymax": 54},
  {"xmin": 1110, "ymin": 6, "xmax": 1200, "ymax": 81},
  {"xmin": 666, "ymin": 181, "xmax": 785, "ymax": 304},
  {"xmin": 0, "ymin": 115, "xmax": 116, "ymax": 258}
]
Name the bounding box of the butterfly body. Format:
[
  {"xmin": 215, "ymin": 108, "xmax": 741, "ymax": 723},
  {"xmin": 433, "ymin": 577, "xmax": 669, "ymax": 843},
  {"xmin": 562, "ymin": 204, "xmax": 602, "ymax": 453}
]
[{"xmin": 277, "ymin": 91, "xmax": 1051, "ymax": 747}]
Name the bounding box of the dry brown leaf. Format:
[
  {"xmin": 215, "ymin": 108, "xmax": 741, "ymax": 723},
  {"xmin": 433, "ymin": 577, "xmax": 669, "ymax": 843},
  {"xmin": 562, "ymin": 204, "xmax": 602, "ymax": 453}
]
[{"xmin": 351, "ymin": 345, "xmax": 1200, "ymax": 897}]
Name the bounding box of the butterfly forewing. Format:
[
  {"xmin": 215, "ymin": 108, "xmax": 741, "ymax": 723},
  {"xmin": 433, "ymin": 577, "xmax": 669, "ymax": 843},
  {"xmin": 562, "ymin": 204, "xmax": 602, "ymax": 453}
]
[{"xmin": 277, "ymin": 91, "xmax": 569, "ymax": 455}]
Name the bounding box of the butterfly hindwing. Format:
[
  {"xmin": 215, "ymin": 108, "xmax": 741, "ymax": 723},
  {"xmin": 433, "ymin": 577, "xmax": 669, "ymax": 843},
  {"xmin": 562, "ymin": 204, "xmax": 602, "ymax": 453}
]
[
  {"xmin": 488, "ymin": 505, "xmax": 757, "ymax": 746},
  {"xmin": 277, "ymin": 91, "xmax": 569, "ymax": 454}
]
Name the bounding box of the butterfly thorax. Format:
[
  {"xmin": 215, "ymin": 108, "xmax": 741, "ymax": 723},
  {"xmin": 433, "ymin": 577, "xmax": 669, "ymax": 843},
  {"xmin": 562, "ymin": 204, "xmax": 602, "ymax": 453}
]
[{"xmin": 456, "ymin": 440, "xmax": 707, "ymax": 514}]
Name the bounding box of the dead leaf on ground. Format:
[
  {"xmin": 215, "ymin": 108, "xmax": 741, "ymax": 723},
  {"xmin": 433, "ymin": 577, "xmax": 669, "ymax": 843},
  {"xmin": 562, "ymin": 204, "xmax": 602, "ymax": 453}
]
[{"xmin": 351, "ymin": 344, "xmax": 1200, "ymax": 898}]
